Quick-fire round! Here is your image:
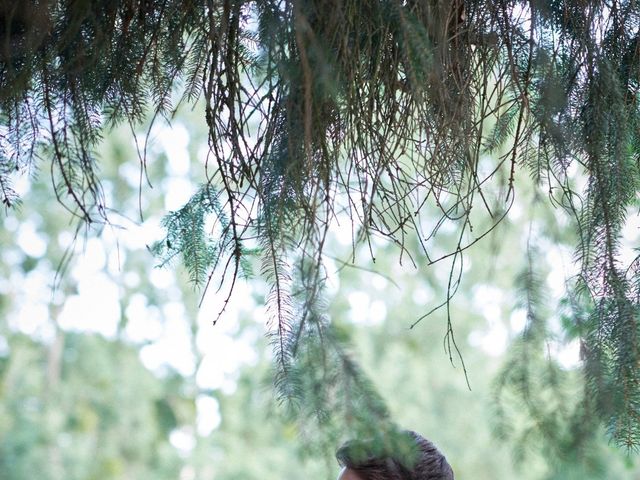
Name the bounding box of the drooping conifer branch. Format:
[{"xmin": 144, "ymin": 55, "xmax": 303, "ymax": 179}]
[{"xmin": 2, "ymin": 0, "xmax": 640, "ymax": 449}]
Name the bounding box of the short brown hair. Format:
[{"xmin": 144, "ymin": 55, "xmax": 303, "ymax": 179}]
[{"xmin": 336, "ymin": 431, "xmax": 454, "ymax": 480}]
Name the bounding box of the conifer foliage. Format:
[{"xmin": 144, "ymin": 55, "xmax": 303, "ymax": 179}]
[{"xmin": 2, "ymin": 0, "xmax": 640, "ymax": 450}]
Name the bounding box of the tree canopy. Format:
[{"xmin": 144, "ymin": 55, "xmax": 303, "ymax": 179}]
[{"xmin": 1, "ymin": 0, "xmax": 640, "ymax": 452}]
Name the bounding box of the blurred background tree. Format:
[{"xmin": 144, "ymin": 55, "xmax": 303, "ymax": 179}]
[{"xmin": 2, "ymin": 103, "xmax": 640, "ymax": 478}]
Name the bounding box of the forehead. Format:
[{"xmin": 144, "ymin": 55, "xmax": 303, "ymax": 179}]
[{"xmin": 337, "ymin": 467, "xmax": 365, "ymax": 480}]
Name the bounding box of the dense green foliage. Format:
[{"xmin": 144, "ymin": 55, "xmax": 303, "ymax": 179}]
[
  {"xmin": 0, "ymin": 333, "xmax": 185, "ymax": 480},
  {"xmin": 2, "ymin": 0, "xmax": 640, "ymax": 454}
]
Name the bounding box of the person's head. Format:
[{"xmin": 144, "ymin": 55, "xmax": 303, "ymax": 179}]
[{"xmin": 336, "ymin": 430, "xmax": 454, "ymax": 480}]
